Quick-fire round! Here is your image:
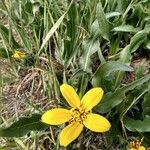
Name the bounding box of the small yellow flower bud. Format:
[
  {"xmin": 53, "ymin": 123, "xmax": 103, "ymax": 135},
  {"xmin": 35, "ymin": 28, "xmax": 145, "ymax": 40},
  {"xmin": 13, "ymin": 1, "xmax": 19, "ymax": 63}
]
[{"xmin": 12, "ymin": 51, "xmax": 25, "ymax": 59}]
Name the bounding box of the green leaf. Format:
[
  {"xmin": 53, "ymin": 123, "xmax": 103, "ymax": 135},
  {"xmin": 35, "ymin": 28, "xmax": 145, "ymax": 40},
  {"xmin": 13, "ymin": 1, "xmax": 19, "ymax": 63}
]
[
  {"xmin": 40, "ymin": 12, "xmax": 66, "ymax": 51},
  {"xmin": 145, "ymin": 36, "xmax": 150, "ymax": 49},
  {"xmin": 96, "ymin": 2, "xmax": 111, "ymax": 41},
  {"xmin": 114, "ymin": 45, "xmax": 132, "ymax": 88},
  {"xmin": 0, "ymin": 48, "xmax": 11, "ymax": 58},
  {"xmin": 142, "ymin": 87, "xmax": 150, "ymax": 116},
  {"xmin": 0, "ymin": 114, "xmax": 48, "ymax": 137},
  {"xmin": 113, "ymin": 25, "xmax": 138, "ymax": 33},
  {"xmin": 63, "ymin": 2, "xmax": 79, "ymax": 62},
  {"xmin": 12, "ymin": 23, "xmax": 31, "ymax": 50},
  {"xmin": 0, "ymin": 22, "xmax": 20, "ymax": 49},
  {"xmin": 106, "ymin": 12, "xmax": 121, "ymax": 19},
  {"xmin": 124, "ymin": 116, "xmax": 150, "ymax": 132},
  {"xmin": 90, "ymin": 20, "xmax": 100, "ymax": 38},
  {"xmin": 68, "ymin": 69, "xmax": 90, "ymax": 84},
  {"xmin": 129, "ymin": 28, "xmax": 150, "ymax": 53},
  {"xmin": 92, "ymin": 61, "xmax": 133, "ymax": 87},
  {"xmin": 81, "ymin": 39, "xmax": 100, "ymax": 71},
  {"xmin": 117, "ymin": 0, "xmax": 130, "ymax": 14},
  {"xmin": 95, "ymin": 74, "xmax": 150, "ymax": 114}
]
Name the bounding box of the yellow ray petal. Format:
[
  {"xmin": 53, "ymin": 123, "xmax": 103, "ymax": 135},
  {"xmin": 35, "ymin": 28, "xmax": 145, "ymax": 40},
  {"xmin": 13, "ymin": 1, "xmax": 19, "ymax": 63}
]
[
  {"xmin": 41, "ymin": 108, "xmax": 72, "ymax": 125},
  {"xmin": 60, "ymin": 84, "xmax": 80, "ymax": 108},
  {"xmin": 128, "ymin": 147, "xmax": 146, "ymax": 150},
  {"xmin": 81, "ymin": 88, "xmax": 104, "ymax": 112},
  {"xmin": 59, "ymin": 122, "xmax": 84, "ymax": 147},
  {"xmin": 12, "ymin": 51, "xmax": 25, "ymax": 59},
  {"xmin": 139, "ymin": 146, "xmax": 146, "ymax": 150},
  {"xmin": 83, "ymin": 113, "xmax": 111, "ymax": 132}
]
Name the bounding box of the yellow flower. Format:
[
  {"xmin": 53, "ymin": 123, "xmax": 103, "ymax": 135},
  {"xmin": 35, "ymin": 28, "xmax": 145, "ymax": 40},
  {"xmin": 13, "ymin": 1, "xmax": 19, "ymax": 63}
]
[
  {"xmin": 128, "ymin": 138, "xmax": 146, "ymax": 150},
  {"xmin": 42, "ymin": 84, "xmax": 111, "ymax": 147},
  {"xmin": 11, "ymin": 51, "xmax": 25, "ymax": 59}
]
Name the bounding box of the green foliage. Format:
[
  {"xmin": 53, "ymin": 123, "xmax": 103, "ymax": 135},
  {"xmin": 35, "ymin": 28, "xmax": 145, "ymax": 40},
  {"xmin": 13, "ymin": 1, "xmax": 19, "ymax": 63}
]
[
  {"xmin": 113, "ymin": 25, "xmax": 138, "ymax": 33},
  {"xmin": 0, "ymin": 22, "xmax": 20, "ymax": 49},
  {"xmin": 92, "ymin": 61, "xmax": 133, "ymax": 87},
  {"xmin": 0, "ymin": 0, "xmax": 150, "ymax": 149},
  {"xmin": 95, "ymin": 75, "xmax": 150, "ymax": 114},
  {"xmin": 40, "ymin": 12, "xmax": 67, "ymax": 52},
  {"xmin": 0, "ymin": 114, "xmax": 48, "ymax": 137},
  {"xmin": 0, "ymin": 48, "xmax": 11, "ymax": 58},
  {"xmin": 97, "ymin": 2, "xmax": 111, "ymax": 41},
  {"xmin": 142, "ymin": 85, "xmax": 150, "ymax": 116},
  {"xmin": 124, "ymin": 116, "xmax": 150, "ymax": 132}
]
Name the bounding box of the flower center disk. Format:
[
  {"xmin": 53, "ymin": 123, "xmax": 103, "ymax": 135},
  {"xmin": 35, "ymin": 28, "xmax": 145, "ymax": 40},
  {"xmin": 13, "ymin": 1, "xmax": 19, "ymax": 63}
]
[
  {"xmin": 70, "ymin": 109, "xmax": 87, "ymax": 124},
  {"xmin": 129, "ymin": 140, "xmax": 141, "ymax": 150}
]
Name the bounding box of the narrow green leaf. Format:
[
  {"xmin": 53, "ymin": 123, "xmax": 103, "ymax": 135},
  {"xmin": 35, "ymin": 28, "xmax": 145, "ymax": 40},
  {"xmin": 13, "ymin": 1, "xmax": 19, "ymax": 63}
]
[
  {"xmin": 95, "ymin": 74, "xmax": 150, "ymax": 114},
  {"xmin": 92, "ymin": 61, "xmax": 133, "ymax": 87},
  {"xmin": 40, "ymin": 13, "xmax": 66, "ymax": 51},
  {"xmin": 124, "ymin": 116, "xmax": 150, "ymax": 132},
  {"xmin": 11, "ymin": 23, "xmax": 31, "ymax": 50},
  {"xmin": 0, "ymin": 114, "xmax": 48, "ymax": 137},
  {"xmin": 63, "ymin": 2, "xmax": 79, "ymax": 62},
  {"xmin": 114, "ymin": 45, "xmax": 132, "ymax": 88},
  {"xmin": 0, "ymin": 22, "xmax": 20, "ymax": 49}
]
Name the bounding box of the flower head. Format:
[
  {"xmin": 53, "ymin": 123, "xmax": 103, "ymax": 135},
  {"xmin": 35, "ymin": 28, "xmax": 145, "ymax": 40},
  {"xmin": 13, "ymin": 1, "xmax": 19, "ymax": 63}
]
[
  {"xmin": 128, "ymin": 138, "xmax": 146, "ymax": 150},
  {"xmin": 42, "ymin": 84, "xmax": 111, "ymax": 147},
  {"xmin": 11, "ymin": 51, "xmax": 25, "ymax": 59}
]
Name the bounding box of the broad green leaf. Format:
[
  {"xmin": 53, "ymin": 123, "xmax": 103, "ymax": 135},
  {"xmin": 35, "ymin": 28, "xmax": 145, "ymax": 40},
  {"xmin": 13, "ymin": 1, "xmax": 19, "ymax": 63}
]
[
  {"xmin": 124, "ymin": 116, "xmax": 150, "ymax": 132},
  {"xmin": 91, "ymin": 20, "xmax": 100, "ymax": 38},
  {"xmin": 113, "ymin": 25, "xmax": 138, "ymax": 33},
  {"xmin": 92, "ymin": 61, "xmax": 133, "ymax": 87},
  {"xmin": 0, "ymin": 114, "xmax": 48, "ymax": 137},
  {"xmin": 95, "ymin": 74, "xmax": 150, "ymax": 114},
  {"xmin": 142, "ymin": 85, "xmax": 150, "ymax": 116},
  {"xmin": 96, "ymin": 2, "xmax": 111, "ymax": 41},
  {"xmin": 79, "ymin": 38, "xmax": 101, "ymax": 96},
  {"xmin": 129, "ymin": 29, "xmax": 150, "ymax": 53},
  {"xmin": 81, "ymin": 39, "xmax": 100, "ymax": 71},
  {"xmin": 40, "ymin": 13, "xmax": 66, "ymax": 51},
  {"xmin": 119, "ymin": 45, "xmax": 131, "ymax": 66}
]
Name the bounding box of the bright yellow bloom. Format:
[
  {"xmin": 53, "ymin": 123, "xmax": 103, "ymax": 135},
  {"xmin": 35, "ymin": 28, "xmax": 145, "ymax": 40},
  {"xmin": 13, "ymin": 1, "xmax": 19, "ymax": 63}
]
[
  {"xmin": 42, "ymin": 84, "xmax": 111, "ymax": 147},
  {"xmin": 128, "ymin": 138, "xmax": 147, "ymax": 150},
  {"xmin": 11, "ymin": 51, "xmax": 25, "ymax": 59}
]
